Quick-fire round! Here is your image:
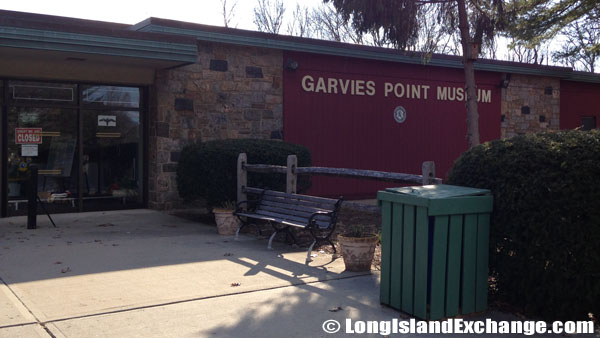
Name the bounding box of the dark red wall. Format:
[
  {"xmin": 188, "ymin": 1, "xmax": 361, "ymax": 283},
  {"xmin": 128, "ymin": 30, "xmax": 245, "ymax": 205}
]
[
  {"xmin": 283, "ymin": 51, "xmax": 502, "ymax": 199},
  {"xmin": 560, "ymin": 80, "xmax": 600, "ymax": 129}
]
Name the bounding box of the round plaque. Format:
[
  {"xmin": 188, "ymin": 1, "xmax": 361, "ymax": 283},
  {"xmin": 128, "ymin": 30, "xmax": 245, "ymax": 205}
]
[{"xmin": 393, "ymin": 106, "xmax": 407, "ymax": 123}]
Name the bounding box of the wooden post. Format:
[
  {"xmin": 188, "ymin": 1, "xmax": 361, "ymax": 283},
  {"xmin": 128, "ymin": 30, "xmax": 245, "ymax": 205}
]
[
  {"xmin": 237, "ymin": 153, "xmax": 247, "ymax": 203},
  {"xmin": 286, "ymin": 155, "xmax": 297, "ymax": 194},
  {"xmin": 422, "ymin": 161, "xmax": 436, "ymax": 185}
]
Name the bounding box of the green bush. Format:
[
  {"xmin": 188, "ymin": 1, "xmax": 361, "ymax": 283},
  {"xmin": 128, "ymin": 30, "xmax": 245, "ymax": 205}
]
[
  {"xmin": 447, "ymin": 130, "xmax": 600, "ymax": 321},
  {"xmin": 177, "ymin": 139, "xmax": 311, "ymax": 207}
]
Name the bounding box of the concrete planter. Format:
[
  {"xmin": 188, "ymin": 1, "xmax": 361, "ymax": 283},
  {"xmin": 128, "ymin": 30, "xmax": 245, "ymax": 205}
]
[
  {"xmin": 338, "ymin": 234, "xmax": 378, "ymax": 272},
  {"xmin": 213, "ymin": 209, "xmax": 240, "ymax": 236}
]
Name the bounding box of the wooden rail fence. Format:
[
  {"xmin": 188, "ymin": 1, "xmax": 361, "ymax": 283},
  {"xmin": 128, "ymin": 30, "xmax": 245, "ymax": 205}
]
[{"xmin": 236, "ymin": 153, "xmax": 442, "ymax": 204}]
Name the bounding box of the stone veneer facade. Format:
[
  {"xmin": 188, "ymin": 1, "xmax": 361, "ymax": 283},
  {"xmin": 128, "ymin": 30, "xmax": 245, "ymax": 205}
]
[
  {"xmin": 146, "ymin": 43, "xmax": 566, "ymax": 209},
  {"xmin": 148, "ymin": 42, "xmax": 284, "ymax": 209},
  {"xmin": 501, "ymin": 74, "xmax": 561, "ymax": 138}
]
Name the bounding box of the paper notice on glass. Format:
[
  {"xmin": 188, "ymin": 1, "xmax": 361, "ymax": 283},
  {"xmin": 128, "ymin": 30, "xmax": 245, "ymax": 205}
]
[
  {"xmin": 22, "ymin": 144, "xmax": 38, "ymax": 157},
  {"xmin": 98, "ymin": 115, "xmax": 117, "ymax": 127}
]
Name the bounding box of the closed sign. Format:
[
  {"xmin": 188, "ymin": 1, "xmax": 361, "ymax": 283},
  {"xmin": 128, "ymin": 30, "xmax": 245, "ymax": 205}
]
[{"xmin": 15, "ymin": 128, "xmax": 42, "ymax": 144}]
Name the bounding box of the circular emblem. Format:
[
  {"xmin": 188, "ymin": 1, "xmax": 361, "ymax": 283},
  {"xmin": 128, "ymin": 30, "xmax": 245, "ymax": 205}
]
[{"xmin": 393, "ymin": 106, "xmax": 407, "ymax": 123}]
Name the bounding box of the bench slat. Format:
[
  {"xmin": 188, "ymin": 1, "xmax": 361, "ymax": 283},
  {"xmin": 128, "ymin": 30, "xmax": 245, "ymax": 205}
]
[
  {"xmin": 254, "ymin": 209, "xmax": 309, "ymax": 224},
  {"xmin": 262, "ymin": 189, "xmax": 339, "ymax": 205},
  {"xmin": 251, "ymin": 209, "xmax": 331, "ymax": 229},
  {"xmin": 257, "ymin": 205, "xmax": 332, "ymax": 224},
  {"xmin": 256, "ymin": 208, "xmax": 331, "ymax": 226},
  {"xmin": 262, "ymin": 195, "xmax": 336, "ymax": 210},
  {"xmin": 260, "ymin": 199, "xmax": 332, "ymax": 214},
  {"xmin": 235, "ymin": 212, "xmax": 307, "ymax": 228},
  {"xmin": 237, "ymin": 212, "xmax": 331, "ymax": 228},
  {"xmin": 259, "ymin": 205, "xmax": 314, "ymax": 218}
]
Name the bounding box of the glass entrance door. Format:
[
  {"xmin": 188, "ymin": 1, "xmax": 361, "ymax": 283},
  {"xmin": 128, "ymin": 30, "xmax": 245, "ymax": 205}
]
[{"xmin": 81, "ymin": 85, "xmax": 142, "ymax": 211}]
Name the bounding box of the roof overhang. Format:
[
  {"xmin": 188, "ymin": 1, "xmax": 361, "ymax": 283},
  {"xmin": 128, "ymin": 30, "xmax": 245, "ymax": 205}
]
[
  {"xmin": 135, "ymin": 18, "xmax": 600, "ymax": 83},
  {"xmin": 0, "ymin": 25, "xmax": 198, "ymax": 67}
]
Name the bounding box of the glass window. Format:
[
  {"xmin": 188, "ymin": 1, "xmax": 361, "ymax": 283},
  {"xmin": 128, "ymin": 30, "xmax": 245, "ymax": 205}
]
[
  {"xmin": 6, "ymin": 106, "xmax": 79, "ymax": 215},
  {"xmin": 82, "ymin": 85, "xmax": 140, "ymax": 108},
  {"xmin": 8, "ymin": 81, "xmax": 76, "ymax": 105},
  {"xmin": 3, "ymin": 80, "xmax": 144, "ymax": 216}
]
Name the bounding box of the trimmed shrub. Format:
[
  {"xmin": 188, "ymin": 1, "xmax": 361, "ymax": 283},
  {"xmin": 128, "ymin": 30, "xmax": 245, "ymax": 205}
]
[
  {"xmin": 177, "ymin": 139, "xmax": 311, "ymax": 207},
  {"xmin": 447, "ymin": 130, "xmax": 600, "ymax": 321}
]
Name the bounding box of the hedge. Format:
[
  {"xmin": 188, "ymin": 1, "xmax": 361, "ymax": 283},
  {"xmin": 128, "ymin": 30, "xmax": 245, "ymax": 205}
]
[
  {"xmin": 447, "ymin": 130, "xmax": 600, "ymax": 321},
  {"xmin": 177, "ymin": 139, "xmax": 311, "ymax": 207}
]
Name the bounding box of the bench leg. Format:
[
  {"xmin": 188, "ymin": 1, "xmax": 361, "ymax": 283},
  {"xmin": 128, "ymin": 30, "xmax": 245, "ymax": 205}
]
[
  {"xmin": 285, "ymin": 227, "xmax": 298, "ymax": 245},
  {"xmin": 306, "ymin": 239, "xmax": 317, "ymax": 264},
  {"xmin": 234, "ymin": 225, "xmax": 242, "ymax": 241},
  {"xmin": 267, "ymin": 231, "xmax": 277, "ymax": 250},
  {"xmin": 326, "ymin": 238, "xmax": 337, "ymax": 253},
  {"xmin": 234, "ymin": 219, "xmax": 249, "ymax": 241}
]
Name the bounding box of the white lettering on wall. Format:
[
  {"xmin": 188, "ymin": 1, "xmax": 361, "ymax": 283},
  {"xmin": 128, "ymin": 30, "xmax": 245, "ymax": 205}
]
[{"xmin": 300, "ymin": 75, "xmax": 492, "ymax": 103}]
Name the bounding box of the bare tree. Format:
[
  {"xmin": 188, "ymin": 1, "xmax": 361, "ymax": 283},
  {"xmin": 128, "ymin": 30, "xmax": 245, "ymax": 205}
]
[
  {"xmin": 506, "ymin": 38, "xmax": 550, "ymax": 65},
  {"xmin": 253, "ymin": 0, "xmax": 285, "ymax": 34},
  {"xmin": 480, "ymin": 37, "xmax": 498, "ymax": 60},
  {"xmin": 552, "ymin": 14, "xmax": 599, "ymax": 72},
  {"xmin": 364, "ymin": 28, "xmax": 392, "ymax": 47},
  {"xmin": 311, "ymin": 3, "xmax": 363, "ymax": 44},
  {"xmin": 287, "ymin": 4, "xmax": 313, "ymax": 37},
  {"xmin": 408, "ymin": 4, "xmax": 458, "ymax": 55},
  {"xmin": 220, "ymin": 0, "xmax": 238, "ymax": 28}
]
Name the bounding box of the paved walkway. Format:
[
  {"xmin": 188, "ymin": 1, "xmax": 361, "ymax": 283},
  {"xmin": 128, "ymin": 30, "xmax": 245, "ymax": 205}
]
[
  {"xmin": 0, "ymin": 210, "xmax": 594, "ymax": 337},
  {"xmin": 0, "ymin": 210, "xmax": 387, "ymax": 337}
]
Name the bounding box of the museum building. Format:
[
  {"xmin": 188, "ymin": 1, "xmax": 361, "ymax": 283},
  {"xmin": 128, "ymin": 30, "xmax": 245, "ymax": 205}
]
[{"xmin": 1, "ymin": 9, "xmax": 599, "ymax": 217}]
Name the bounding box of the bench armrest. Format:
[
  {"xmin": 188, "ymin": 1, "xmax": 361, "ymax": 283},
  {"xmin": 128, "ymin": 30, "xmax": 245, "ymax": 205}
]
[
  {"xmin": 308, "ymin": 211, "xmax": 334, "ymax": 228},
  {"xmin": 235, "ymin": 200, "xmax": 256, "ymax": 213}
]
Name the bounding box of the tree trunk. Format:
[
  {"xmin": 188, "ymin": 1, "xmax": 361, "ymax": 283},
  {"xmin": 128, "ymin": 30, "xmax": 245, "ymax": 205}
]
[{"xmin": 457, "ymin": 0, "xmax": 480, "ymax": 148}]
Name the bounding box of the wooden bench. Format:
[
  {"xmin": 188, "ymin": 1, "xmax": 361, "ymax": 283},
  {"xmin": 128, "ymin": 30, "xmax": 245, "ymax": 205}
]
[{"xmin": 234, "ymin": 188, "xmax": 343, "ymax": 263}]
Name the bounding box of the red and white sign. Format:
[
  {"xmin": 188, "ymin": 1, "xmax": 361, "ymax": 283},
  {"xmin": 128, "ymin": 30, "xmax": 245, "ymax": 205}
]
[{"xmin": 15, "ymin": 128, "xmax": 42, "ymax": 144}]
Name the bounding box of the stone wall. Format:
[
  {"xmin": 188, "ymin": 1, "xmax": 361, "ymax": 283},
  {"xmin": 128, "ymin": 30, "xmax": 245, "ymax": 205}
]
[
  {"xmin": 148, "ymin": 42, "xmax": 284, "ymax": 210},
  {"xmin": 501, "ymin": 74, "xmax": 560, "ymax": 138}
]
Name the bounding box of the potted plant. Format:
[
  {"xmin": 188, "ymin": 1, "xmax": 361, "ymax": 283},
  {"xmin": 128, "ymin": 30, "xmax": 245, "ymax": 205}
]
[
  {"xmin": 337, "ymin": 225, "xmax": 378, "ymax": 272},
  {"xmin": 213, "ymin": 201, "xmax": 240, "ymax": 235}
]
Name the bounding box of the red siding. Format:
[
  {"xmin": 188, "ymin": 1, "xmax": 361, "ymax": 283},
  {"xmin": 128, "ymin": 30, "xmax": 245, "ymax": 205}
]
[
  {"xmin": 283, "ymin": 51, "xmax": 502, "ymax": 199},
  {"xmin": 560, "ymin": 80, "xmax": 600, "ymax": 129}
]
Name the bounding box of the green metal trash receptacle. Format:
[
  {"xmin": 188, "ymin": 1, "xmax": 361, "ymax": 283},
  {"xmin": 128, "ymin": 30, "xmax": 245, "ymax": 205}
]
[{"xmin": 377, "ymin": 184, "xmax": 493, "ymax": 320}]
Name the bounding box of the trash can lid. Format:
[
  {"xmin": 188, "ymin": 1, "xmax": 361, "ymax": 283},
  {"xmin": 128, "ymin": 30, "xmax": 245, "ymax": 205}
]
[{"xmin": 385, "ymin": 184, "xmax": 490, "ymax": 199}]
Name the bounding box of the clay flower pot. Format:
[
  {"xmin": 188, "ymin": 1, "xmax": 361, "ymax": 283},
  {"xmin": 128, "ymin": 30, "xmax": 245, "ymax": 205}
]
[
  {"xmin": 338, "ymin": 234, "xmax": 378, "ymax": 272},
  {"xmin": 213, "ymin": 209, "xmax": 240, "ymax": 236}
]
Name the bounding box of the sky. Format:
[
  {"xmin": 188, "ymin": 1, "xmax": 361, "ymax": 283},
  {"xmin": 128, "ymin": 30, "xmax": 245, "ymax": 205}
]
[
  {"xmin": 0, "ymin": 0, "xmax": 321, "ymax": 30},
  {"xmin": 0, "ymin": 0, "xmax": 570, "ymax": 68}
]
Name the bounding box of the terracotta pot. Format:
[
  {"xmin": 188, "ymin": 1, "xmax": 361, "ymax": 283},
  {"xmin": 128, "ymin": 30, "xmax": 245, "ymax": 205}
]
[
  {"xmin": 213, "ymin": 209, "xmax": 240, "ymax": 236},
  {"xmin": 338, "ymin": 234, "xmax": 378, "ymax": 272}
]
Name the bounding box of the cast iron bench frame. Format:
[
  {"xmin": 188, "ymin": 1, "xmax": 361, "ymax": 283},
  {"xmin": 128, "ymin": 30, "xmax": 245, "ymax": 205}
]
[{"xmin": 234, "ymin": 187, "xmax": 343, "ymax": 263}]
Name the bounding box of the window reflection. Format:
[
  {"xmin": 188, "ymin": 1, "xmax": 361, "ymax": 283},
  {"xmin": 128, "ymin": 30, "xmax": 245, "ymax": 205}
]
[
  {"xmin": 82, "ymin": 86, "xmax": 139, "ymax": 108},
  {"xmin": 9, "ymin": 81, "xmax": 76, "ymax": 104}
]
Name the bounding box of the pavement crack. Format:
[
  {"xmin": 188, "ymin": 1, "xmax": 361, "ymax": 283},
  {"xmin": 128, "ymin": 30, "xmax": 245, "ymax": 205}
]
[
  {"xmin": 40, "ymin": 273, "xmax": 373, "ymax": 325},
  {"xmin": 0, "ymin": 275, "xmax": 42, "ymax": 323},
  {"xmin": 41, "ymin": 323, "xmax": 57, "ymax": 338},
  {"xmin": 0, "ymin": 275, "xmax": 59, "ymax": 337}
]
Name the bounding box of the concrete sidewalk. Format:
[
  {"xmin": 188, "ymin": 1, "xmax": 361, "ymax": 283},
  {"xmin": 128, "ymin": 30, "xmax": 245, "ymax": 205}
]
[
  {"xmin": 0, "ymin": 210, "xmax": 592, "ymax": 338},
  {"xmin": 0, "ymin": 210, "xmax": 383, "ymax": 337}
]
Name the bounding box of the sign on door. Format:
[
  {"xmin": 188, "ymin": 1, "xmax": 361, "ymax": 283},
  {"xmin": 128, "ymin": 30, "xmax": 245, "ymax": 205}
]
[{"xmin": 15, "ymin": 128, "xmax": 42, "ymax": 144}]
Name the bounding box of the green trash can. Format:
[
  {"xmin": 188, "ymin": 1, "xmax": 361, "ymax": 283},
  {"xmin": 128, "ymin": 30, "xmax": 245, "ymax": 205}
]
[{"xmin": 377, "ymin": 184, "xmax": 493, "ymax": 320}]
